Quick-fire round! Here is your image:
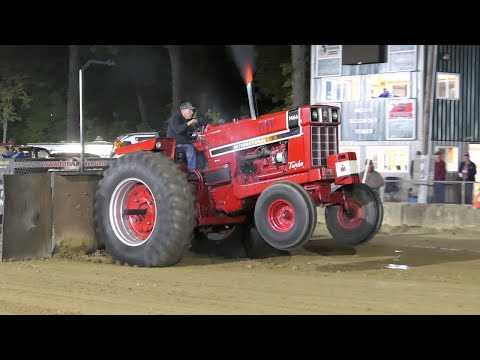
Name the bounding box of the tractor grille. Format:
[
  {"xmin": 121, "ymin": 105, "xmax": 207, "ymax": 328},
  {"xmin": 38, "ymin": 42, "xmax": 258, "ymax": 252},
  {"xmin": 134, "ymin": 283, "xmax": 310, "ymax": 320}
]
[{"xmin": 311, "ymin": 125, "xmax": 337, "ymax": 167}]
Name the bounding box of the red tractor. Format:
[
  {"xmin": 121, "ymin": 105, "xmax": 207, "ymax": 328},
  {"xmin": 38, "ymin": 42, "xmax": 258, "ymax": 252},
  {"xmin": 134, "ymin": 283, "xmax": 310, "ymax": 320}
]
[{"xmin": 94, "ymin": 90, "xmax": 383, "ymax": 267}]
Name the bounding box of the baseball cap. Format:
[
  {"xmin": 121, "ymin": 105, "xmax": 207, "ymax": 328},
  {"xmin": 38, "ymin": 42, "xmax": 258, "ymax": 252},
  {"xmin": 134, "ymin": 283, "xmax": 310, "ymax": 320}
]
[
  {"xmin": 434, "ymin": 150, "xmax": 440, "ymax": 155},
  {"xmin": 180, "ymin": 102, "xmax": 195, "ymax": 110},
  {"xmin": 464, "ymin": 152, "xmax": 470, "ymax": 156}
]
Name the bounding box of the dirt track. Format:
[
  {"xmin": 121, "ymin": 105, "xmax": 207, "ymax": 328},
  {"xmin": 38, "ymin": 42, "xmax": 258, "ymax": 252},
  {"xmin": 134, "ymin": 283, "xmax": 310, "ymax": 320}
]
[{"xmin": 1, "ymin": 226, "xmax": 480, "ymax": 315}]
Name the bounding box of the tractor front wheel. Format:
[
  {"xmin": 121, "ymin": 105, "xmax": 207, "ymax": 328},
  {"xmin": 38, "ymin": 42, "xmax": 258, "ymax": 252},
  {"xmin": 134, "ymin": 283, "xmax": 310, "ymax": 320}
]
[
  {"xmin": 254, "ymin": 181, "xmax": 317, "ymax": 250},
  {"xmin": 325, "ymin": 183, "xmax": 383, "ymax": 246}
]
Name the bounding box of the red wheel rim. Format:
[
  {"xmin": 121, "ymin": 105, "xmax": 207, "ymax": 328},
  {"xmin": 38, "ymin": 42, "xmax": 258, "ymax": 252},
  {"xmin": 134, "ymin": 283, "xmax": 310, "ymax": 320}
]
[
  {"xmin": 336, "ymin": 199, "xmax": 364, "ymax": 230},
  {"xmin": 267, "ymin": 199, "xmax": 295, "ymax": 233},
  {"xmin": 125, "ymin": 184, "xmax": 156, "ymax": 241}
]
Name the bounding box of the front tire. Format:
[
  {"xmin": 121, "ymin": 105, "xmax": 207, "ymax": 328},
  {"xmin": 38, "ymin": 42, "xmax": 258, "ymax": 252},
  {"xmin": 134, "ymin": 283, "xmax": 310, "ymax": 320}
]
[
  {"xmin": 254, "ymin": 181, "xmax": 317, "ymax": 250},
  {"xmin": 94, "ymin": 152, "xmax": 195, "ymax": 267},
  {"xmin": 325, "ymin": 183, "xmax": 383, "ymax": 246}
]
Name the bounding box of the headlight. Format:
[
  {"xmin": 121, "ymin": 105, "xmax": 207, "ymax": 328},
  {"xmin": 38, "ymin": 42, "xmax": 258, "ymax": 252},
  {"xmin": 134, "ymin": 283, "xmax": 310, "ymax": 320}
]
[
  {"xmin": 312, "ymin": 109, "xmax": 318, "ymax": 121},
  {"xmin": 332, "ymin": 109, "xmax": 339, "ymax": 122},
  {"xmin": 155, "ymin": 140, "xmax": 162, "ymax": 149}
]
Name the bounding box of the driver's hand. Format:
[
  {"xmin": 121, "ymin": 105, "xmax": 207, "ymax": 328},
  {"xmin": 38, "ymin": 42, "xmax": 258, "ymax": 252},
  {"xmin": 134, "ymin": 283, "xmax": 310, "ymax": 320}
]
[{"xmin": 189, "ymin": 118, "xmax": 198, "ymax": 126}]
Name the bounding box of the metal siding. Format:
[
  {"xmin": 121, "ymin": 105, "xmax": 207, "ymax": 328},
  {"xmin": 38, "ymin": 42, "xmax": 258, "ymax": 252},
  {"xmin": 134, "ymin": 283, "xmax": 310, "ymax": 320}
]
[
  {"xmin": 473, "ymin": 46, "xmax": 480, "ymax": 142},
  {"xmin": 1, "ymin": 174, "xmax": 52, "ymax": 260},
  {"xmin": 434, "ymin": 45, "xmax": 480, "ymax": 142}
]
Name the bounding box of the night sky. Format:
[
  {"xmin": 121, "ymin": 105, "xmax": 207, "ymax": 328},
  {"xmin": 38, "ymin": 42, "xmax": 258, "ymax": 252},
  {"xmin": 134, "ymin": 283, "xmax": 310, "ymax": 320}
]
[{"xmin": 0, "ymin": 45, "xmax": 270, "ymax": 142}]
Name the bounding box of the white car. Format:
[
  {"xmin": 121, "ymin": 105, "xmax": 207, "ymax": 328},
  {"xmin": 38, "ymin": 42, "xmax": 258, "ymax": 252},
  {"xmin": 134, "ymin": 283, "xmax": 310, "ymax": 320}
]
[{"xmin": 27, "ymin": 136, "xmax": 114, "ymax": 158}]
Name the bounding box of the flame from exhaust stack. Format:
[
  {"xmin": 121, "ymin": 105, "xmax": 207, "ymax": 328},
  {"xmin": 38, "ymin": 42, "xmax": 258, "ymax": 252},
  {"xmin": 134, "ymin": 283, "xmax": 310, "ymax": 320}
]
[
  {"xmin": 244, "ymin": 64, "xmax": 253, "ymax": 84},
  {"xmin": 226, "ymin": 45, "xmax": 258, "ymax": 119},
  {"xmin": 244, "ymin": 63, "xmax": 257, "ymax": 119},
  {"xmin": 227, "ymin": 45, "xmax": 256, "ymax": 83}
]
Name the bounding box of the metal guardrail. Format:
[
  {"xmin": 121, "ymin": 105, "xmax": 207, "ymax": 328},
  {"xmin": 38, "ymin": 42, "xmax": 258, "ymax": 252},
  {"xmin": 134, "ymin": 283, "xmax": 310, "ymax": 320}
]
[{"xmin": 379, "ymin": 178, "xmax": 479, "ymax": 205}]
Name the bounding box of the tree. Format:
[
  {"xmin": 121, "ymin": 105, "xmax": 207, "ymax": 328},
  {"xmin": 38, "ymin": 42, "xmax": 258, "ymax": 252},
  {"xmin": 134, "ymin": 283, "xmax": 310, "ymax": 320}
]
[
  {"xmin": 291, "ymin": 45, "xmax": 306, "ymax": 107},
  {"xmin": 254, "ymin": 45, "xmax": 291, "ymax": 113},
  {"xmin": 16, "ymin": 90, "xmax": 66, "ymax": 142},
  {"xmin": 0, "ymin": 45, "xmax": 68, "ymax": 143},
  {"xmin": 0, "ymin": 68, "xmax": 31, "ymax": 143},
  {"xmin": 66, "ymin": 45, "xmax": 81, "ymax": 141},
  {"xmin": 165, "ymin": 45, "xmax": 183, "ymax": 113}
]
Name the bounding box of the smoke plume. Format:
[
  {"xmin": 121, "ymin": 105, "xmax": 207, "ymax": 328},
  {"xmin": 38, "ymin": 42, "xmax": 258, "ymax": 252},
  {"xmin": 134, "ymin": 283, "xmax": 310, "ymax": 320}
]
[{"xmin": 227, "ymin": 45, "xmax": 257, "ymax": 82}]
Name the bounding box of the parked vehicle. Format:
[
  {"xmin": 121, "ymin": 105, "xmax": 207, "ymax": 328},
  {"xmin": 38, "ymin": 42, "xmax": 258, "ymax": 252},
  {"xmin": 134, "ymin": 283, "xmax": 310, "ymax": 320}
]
[{"xmin": 26, "ymin": 136, "xmax": 114, "ymax": 159}]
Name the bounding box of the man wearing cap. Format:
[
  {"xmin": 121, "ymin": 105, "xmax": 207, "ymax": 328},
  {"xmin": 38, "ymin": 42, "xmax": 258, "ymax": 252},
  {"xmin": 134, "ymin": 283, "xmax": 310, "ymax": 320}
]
[
  {"xmin": 166, "ymin": 102, "xmax": 199, "ymax": 172},
  {"xmin": 433, "ymin": 150, "xmax": 446, "ymax": 203},
  {"xmin": 359, "ymin": 160, "xmax": 384, "ymax": 196},
  {"xmin": 458, "ymin": 152, "xmax": 477, "ymax": 204}
]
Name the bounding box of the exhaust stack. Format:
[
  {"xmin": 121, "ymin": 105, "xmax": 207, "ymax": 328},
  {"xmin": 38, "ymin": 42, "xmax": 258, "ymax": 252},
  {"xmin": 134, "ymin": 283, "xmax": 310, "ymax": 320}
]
[
  {"xmin": 246, "ymin": 81, "xmax": 258, "ymax": 120},
  {"xmin": 244, "ymin": 64, "xmax": 258, "ymax": 120}
]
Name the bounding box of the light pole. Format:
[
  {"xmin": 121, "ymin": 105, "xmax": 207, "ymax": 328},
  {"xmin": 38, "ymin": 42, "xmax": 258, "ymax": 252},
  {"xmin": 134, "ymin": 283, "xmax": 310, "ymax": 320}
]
[{"xmin": 79, "ymin": 59, "xmax": 116, "ymax": 172}]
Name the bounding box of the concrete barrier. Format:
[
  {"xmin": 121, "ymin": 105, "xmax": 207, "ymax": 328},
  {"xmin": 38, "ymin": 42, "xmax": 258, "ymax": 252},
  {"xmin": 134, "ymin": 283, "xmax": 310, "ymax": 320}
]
[{"xmin": 314, "ymin": 202, "xmax": 480, "ymax": 233}]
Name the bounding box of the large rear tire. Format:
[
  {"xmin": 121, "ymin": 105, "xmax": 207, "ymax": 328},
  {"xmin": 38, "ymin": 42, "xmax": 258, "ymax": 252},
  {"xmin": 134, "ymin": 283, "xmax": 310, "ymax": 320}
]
[
  {"xmin": 94, "ymin": 152, "xmax": 195, "ymax": 267},
  {"xmin": 325, "ymin": 183, "xmax": 383, "ymax": 246},
  {"xmin": 254, "ymin": 181, "xmax": 317, "ymax": 250}
]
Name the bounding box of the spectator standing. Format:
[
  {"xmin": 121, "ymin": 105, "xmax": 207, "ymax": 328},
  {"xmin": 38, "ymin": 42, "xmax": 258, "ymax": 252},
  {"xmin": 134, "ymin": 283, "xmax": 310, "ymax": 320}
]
[
  {"xmin": 360, "ymin": 160, "xmax": 385, "ymax": 196},
  {"xmin": 433, "ymin": 150, "xmax": 446, "ymax": 203},
  {"xmin": 458, "ymin": 152, "xmax": 477, "ymax": 204}
]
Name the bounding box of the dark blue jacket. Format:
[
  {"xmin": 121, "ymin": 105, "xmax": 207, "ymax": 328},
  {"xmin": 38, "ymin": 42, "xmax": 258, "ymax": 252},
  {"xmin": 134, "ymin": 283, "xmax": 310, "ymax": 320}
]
[{"xmin": 459, "ymin": 161, "xmax": 477, "ymax": 181}]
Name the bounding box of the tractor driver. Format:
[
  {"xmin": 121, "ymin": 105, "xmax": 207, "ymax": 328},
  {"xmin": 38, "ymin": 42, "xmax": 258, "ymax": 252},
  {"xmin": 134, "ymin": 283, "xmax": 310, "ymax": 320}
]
[{"xmin": 166, "ymin": 101, "xmax": 199, "ymax": 172}]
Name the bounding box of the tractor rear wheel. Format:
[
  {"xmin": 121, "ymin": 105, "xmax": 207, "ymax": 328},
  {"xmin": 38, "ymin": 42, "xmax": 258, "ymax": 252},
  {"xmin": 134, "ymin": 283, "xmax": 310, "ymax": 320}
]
[
  {"xmin": 254, "ymin": 181, "xmax": 317, "ymax": 250},
  {"xmin": 325, "ymin": 183, "xmax": 383, "ymax": 246},
  {"xmin": 94, "ymin": 152, "xmax": 195, "ymax": 267}
]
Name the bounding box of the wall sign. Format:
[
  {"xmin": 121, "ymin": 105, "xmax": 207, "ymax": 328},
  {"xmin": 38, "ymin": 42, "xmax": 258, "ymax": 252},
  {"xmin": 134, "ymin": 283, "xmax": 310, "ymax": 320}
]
[{"xmin": 386, "ymin": 99, "xmax": 416, "ymax": 140}]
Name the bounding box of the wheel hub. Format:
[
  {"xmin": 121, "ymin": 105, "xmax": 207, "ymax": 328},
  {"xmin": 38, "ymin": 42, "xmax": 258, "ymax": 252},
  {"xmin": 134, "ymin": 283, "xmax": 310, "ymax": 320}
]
[
  {"xmin": 110, "ymin": 178, "xmax": 157, "ymax": 246},
  {"xmin": 125, "ymin": 184, "xmax": 156, "ymax": 240},
  {"xmin": 268, "ymin": 199, "xmax": 295, "ymax": 233},
  {"xmin": 337, "ymin": 199, "xmax": 364, "ymax": 230}
]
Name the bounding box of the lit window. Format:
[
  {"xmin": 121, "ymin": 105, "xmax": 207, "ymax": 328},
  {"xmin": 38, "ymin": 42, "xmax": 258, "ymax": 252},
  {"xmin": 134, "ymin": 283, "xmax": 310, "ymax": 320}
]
[
  {"xmin": 365, "ymin": 146, "xmax": 410, "ymax": 173},
  {"xmin": 321, "ymin": 76, "xmax": 361, "ymax": 102},
  {"xmin": 437, "ymin": 73, "xmax": 460, "ymax": 100},
  {"xmin": 368, "ymin": 73, "xmax": 410, "ymax": 99}
]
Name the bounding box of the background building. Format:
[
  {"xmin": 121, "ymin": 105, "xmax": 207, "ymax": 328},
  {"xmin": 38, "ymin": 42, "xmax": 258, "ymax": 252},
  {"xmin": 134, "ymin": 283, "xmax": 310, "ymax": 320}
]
[{"xmin": 310, "ymin": 45, "xmax": 480, "ymax": 202}]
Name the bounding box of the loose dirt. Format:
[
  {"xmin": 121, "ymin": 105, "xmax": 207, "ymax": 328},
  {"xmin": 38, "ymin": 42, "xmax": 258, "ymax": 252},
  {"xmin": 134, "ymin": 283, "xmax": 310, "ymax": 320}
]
[{"xmin": 1, "ymin": 226, "xmax": 479, "ymax": 314}]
